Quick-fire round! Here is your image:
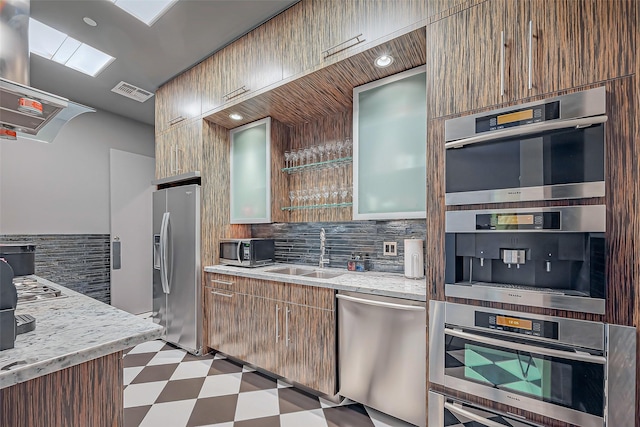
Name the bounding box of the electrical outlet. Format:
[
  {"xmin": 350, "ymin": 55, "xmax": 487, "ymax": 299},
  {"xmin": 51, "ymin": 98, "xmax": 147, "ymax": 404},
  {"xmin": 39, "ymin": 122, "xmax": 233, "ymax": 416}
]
[{"xmin": 383, "ymin": 241, "xmax": 397, "ymax": 256}]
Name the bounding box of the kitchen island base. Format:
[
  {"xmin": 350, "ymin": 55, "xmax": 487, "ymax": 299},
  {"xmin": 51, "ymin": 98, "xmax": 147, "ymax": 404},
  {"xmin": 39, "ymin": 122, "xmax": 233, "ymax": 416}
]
[{"xmin": 0, "ymin": 351, "xmax": 124, "ymax": 427}]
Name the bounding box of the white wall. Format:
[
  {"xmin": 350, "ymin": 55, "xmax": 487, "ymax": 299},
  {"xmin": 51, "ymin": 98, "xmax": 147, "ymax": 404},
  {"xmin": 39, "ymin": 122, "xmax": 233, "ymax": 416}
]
[{"xmin": 0, "ymin": 109, "xmax": 155, "ymax": 234}]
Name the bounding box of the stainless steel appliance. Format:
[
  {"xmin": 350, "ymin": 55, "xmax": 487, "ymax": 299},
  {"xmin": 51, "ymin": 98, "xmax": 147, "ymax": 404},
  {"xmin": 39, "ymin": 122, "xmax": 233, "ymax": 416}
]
[
  {"xmin": 429, "ymin": 392, "xmax": 543, "ymax": 427},
  {"xmin": 219, "ymin": 238, "xmax": 274, "ymax": 267},
  {"xmin": 153, "ymin": 184, "xmax": 202, "ymax": 355},
  {"xmin": 429, "ymin": 301, "xmax": 636, "ymax": 427},
  {"xmin": 337, "ymin": 291, "xmax": 426, "ymax": 426},
  {"xmin": 445, "ymin": 87, "xmax": 606, "ymax": 205},
  {"xmin": 13, "ymin": 276, "xmax": 65, "ymax": 304},
  {"xmin": 445, "ymin": 205, "xmax": 606, "ymax": 314}
]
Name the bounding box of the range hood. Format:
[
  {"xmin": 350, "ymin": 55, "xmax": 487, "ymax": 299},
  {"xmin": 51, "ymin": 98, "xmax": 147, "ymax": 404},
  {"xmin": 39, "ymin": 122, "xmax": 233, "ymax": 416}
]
[{"xmin": 0, "ymin": 0, "xmax": 94, "ymax": 143}]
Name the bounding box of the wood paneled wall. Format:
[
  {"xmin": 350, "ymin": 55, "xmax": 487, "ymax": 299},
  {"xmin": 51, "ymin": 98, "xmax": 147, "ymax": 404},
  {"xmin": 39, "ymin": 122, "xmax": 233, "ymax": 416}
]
[{"xmin": 0, "ymin": 352, "xmax": 123, "ymax": 427}]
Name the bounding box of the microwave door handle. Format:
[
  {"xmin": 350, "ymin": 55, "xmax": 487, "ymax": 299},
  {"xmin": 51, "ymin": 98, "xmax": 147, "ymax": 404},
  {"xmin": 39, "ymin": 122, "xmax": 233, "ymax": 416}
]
[
  {"xmin": 445, "ymin": 115, "xmax": 608, "ymax": 149},
  {"xmin": 444, "ymin": 328, "xmax": 606, "ymax": 364},
  {"xmin": 444, "ymin": 402, "xmax": 509, "ymax": 427},
  {"xmin": 237, "ymin": 241, "xmax": 242, "ymax": 264}
]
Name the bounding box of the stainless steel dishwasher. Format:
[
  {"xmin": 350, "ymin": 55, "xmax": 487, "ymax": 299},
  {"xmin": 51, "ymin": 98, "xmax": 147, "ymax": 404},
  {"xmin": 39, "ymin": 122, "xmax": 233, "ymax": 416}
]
[{"xmin": 337, "ymin": 291, "xmax": 426, "ymax": 427}]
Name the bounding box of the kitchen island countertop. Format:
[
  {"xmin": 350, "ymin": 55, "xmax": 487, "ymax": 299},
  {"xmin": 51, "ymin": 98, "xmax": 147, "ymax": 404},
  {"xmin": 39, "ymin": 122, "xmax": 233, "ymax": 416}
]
[
  {"xmin": 204, "ymin": 264, "xmax": 426, "ymax": 301},
  {"xmin": 0, "ymin": 276, "xmax": 163, "ymax": 389}
]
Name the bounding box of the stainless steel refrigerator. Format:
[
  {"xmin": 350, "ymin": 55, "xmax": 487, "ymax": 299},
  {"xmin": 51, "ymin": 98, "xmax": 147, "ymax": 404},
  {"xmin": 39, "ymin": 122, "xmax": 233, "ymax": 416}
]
[{"xmin": 152, "ymin": 183, "xmax": 202, "ymax": 355}]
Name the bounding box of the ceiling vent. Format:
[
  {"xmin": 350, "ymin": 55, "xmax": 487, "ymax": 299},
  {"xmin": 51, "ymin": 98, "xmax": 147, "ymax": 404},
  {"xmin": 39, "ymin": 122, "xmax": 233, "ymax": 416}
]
[{"xmin": 111, "ymin": 81, "xmax": 154, "ymax": 103}]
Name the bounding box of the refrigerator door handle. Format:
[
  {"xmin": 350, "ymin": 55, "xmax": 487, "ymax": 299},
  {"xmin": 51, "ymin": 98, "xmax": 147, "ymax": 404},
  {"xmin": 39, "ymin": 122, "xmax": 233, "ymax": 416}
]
[{"xmin": 160, "ymin": 212, "xmax": 171, "ymax": 294}]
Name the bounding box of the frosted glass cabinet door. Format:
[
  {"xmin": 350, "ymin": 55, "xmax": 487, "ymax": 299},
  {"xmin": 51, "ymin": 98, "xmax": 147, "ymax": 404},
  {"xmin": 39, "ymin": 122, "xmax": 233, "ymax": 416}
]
[
  {"xmin": 353, "ymin": 66, "xmax": 426, "ymax": 220},
  {"xmin": 230, "ymin": 117, "xmax": 271, "ymax": 224}
]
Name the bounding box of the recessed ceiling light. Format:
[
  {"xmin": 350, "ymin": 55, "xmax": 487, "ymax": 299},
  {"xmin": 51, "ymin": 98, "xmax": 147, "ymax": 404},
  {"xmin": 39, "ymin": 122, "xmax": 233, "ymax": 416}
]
[
  {"xmin": 374, "ymin": 55, "xmax": 394, "ymax": 68},
  {"xmin": 110, "ymin": 0, "xmax": 178, "ymax": 26},
  {"xmin": 83, "ymin": 17, "xmax": 97, "ymax": 27},
  {"xmin": 229, "ymin": 113, "xmax": 243, "ymax": 121},
  {"xmin": 29, "ymin": 18, "xmax": 115, "ymax": 77}
]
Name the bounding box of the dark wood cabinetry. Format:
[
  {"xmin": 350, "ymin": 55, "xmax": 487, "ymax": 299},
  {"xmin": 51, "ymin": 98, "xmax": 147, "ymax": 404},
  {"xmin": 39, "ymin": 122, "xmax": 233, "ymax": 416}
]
[
  {"xmin": 428, "ymin": 0, "xmax": 636, "ymax": 118},
  {"xmin": 155, "ymin": 65, "xmax": 202, "ymax": 134},
  {"xmin": 204, "ymin": 273, "xmax": 337, "ymax": 396},
  {"xmin": 154, "ymin": 119, "xmax": 202, "ymax": 180}
]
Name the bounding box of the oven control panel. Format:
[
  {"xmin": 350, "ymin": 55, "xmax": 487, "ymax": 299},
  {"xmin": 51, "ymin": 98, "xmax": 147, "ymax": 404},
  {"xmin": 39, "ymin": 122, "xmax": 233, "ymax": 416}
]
[
  {"xmin": 475, "ymin": 100, "xmax": 560, "ymax": 133},
  {"xmin": 475, "ymin": 211, "xmax": 560, "ymax": 230},
  {"xmin": 475, "ymin": 311, "xmax": 559, "ymax": 339}
]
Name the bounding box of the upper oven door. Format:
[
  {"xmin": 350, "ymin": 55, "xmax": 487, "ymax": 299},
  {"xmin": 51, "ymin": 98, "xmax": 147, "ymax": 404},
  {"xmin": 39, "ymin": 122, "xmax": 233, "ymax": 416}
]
[{"xmin": 445, "ymin": 123, "xmax": 605, "ymax": 205}]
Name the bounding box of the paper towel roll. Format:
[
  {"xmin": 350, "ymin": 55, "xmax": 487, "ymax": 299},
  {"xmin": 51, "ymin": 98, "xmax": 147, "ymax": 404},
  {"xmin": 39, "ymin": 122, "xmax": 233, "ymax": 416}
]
[{"xmin": 404, "ymin": 239, "xmax": 424, "ymax": 279}]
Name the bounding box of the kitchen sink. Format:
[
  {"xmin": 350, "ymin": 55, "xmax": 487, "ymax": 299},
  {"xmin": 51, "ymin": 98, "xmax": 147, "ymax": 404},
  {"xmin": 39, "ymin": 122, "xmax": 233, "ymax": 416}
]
[
  {"xmin": 265, "ymin": 266, "xmax": 343, "ymax": 279},
  {"xmin": 265, "ymin": 266, "xmax": 315, "ymax": 276},
  {"xmin": 300, "ymin": 271, "xmax": 343, "ymax": 279}
]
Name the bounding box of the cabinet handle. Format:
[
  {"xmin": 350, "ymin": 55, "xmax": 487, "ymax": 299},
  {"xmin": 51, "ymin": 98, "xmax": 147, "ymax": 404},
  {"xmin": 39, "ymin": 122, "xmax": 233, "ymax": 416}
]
[
  {"xmin": 174, "ymin": 145, "xmax": 182, "ymax": 174},
  {"xmin": 211, "ymin": 290, "xmax": 233, "ymax": 298},
  {"xmin": 210, "ymin": 278, "xmax": 234, "ymax": 286},
  {"xmin": 168, "ymin": 115, "xmax": 186, "ymax": 126},
  {"xmin": 500, "ymin": 30, "xmax": 505, "ymax": 97},
  {"xmin": 528, "ymin": 20, "xmax": 533, "ymax": 90},
  {"xmin": 224, "ymin": 86, "xmax": 250, "ymax": 101},
  {"xmin": 444, "ymin": 403, "xmax": 509, "ymax": 427},
  {"xmin": 285, "ymin": 307, "xmax": 291, "ymax": 347},
  {"xmin": 275, "ymin": 304, "xmax": 280, "ymax": 343},
  {"xmin": 322, "ymin": 34, "xmax": 366, "ymax": 59},
  {"xmin": 170, "ymin": 144, "xmax": 175, "ymax": 174}
]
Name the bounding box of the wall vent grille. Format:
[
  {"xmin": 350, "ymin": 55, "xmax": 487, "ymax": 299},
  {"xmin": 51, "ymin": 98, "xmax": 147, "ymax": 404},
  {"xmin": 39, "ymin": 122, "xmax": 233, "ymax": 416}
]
[{"xmin": 111, "ymin": 81, "xmax": 154, "ymax": 102}]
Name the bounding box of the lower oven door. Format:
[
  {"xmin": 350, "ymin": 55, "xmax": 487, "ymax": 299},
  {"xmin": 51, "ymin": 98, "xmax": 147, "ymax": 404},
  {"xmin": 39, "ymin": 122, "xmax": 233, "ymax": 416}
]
[
  {"xmin": 429, "ymin": 391, "xmax": 542, "ymax": 427},
  {"xmin": 442, "ymin": 328, "xmax": 605, "ymax": 427}
]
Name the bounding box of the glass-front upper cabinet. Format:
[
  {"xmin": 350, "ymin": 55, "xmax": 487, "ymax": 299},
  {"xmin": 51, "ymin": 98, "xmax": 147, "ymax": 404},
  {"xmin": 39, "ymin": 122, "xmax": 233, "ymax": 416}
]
[
  {"xmin": 230, "ymin": 117, "xmax": 271, "ymax": 224},
  {"xmin": 353, "ymin": 66, "xmax": 426, "ymax": 220}
]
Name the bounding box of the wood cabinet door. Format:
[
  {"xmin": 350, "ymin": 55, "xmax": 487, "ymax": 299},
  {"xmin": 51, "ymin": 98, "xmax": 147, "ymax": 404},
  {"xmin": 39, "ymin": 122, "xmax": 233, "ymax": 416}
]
[
  {"xmin": 427, "ymin": 0, "xmax": 510, "ymax": 118},
  {"xmin": 242, "ymin": 295, "xmax": 281, "ymax": 376},
  {"xmin": 355, "ymin": 0, "xmax": 427, "ymax": 44},
  {"xmin": 155, "ymin": 65, "xmax": 202, "ymax": 134},
  {"xmin": 524, "ymin": 0, "xmax": 636, "ymax": 98},
  {"xmin": 154, "ymin": 132, "xmax": 171, "ymax": 179},
  {"xmin": 245, "ymin": 16, "xmax": 284, "ymax": 94},
  {"xmin": 175, "ymin": 120, "xmax": 202, "ymax": 175},
  {"xmin": 281, "ymin": 304, "xmax": 336, "ymax": 396},
  {"xmin": 219, "ymin": 37, "xmax": 250, "ymax": 104},
  {"xmin": 204, "ymin": 287, "xmax": 239, "ymax": 356},
  {"xmin": 201, "ymin": 54, "xmax": 224, "ymax": 114}
]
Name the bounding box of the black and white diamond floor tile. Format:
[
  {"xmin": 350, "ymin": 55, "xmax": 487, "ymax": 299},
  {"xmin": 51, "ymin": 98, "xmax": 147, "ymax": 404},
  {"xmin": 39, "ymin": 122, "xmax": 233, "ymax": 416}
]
[{"xmin": 123, "ymin": 340, "xmax": 414, "ymax": 427}]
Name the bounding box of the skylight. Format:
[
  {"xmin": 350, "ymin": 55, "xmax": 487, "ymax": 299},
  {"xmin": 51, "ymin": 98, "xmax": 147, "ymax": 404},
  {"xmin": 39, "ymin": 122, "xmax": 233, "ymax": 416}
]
[
  {"xmin": 29, "ymin": 19, "xmax": 115, "ymax": 77},
  {"xmin": 110, "ymin": 0, "xmax": 178, "ymax": 26}
]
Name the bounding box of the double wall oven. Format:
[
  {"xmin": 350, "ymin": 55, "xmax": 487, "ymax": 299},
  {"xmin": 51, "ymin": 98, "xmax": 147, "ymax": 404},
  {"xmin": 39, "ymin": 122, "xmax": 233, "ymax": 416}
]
[{"xmin": 429, "ymin": 87, "xmax": 637, "ymax": 426}]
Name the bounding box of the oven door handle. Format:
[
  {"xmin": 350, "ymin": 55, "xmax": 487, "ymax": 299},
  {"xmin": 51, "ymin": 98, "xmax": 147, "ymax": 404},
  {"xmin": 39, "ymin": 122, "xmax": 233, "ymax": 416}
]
[
  {"xmin": 445, "ymin": 115, "xmax": 608, "ymax": 149},
  {"xmin": 444, "ymin": 402, "xmax": 510, "ymax": 427},
  {"xmin": 444, "ymin": 328, "xmax": 606, "ymax": 364}
]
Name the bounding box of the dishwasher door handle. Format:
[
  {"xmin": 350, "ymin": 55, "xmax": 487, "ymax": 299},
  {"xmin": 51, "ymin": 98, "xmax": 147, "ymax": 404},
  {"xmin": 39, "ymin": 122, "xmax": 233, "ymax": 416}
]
[{"xmin": 337, "ymin": 294, "xmax": 425, "ymax": 311}]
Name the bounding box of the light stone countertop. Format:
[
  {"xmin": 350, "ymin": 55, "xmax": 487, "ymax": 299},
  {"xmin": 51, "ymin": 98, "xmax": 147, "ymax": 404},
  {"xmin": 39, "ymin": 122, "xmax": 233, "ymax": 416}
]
[
  {"xmin": 204, "ymin": 263, "xmax": 426, "ymax": 302},
  {"xmin": 0, "ymin": 276, "xmax": 163, "ymax": 389}
]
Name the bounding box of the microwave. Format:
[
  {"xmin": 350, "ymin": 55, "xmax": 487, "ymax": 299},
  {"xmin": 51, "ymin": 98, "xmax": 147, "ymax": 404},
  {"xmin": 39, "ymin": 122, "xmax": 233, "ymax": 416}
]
[
  {"xmin": 219, "ymin": 238, "xmax": 275, "ymax": 267},
  {"xmin": 445, "ymin": 87, "xmax": 607, "ymax": 205}
]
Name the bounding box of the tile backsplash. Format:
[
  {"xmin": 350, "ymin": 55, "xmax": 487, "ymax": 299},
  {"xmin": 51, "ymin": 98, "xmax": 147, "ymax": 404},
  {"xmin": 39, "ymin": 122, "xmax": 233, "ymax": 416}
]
[
  {"xmin": 252, "ymin": 220, "xmax": 426, "ymax": 274},
  {"xmin": 0, "ymin": 234, "xmax": 110, "ymax": 304}
]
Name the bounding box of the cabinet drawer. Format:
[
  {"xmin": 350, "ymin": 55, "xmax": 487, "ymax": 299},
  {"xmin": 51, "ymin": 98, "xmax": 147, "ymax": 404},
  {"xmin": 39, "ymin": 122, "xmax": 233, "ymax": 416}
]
[
  {"xmin": 206, "ymin": 273, "xmax": 249, "ymax": 294},
  {"xmin": 288, "ymin": 283, "xmax": 335, "ymax": 310}
]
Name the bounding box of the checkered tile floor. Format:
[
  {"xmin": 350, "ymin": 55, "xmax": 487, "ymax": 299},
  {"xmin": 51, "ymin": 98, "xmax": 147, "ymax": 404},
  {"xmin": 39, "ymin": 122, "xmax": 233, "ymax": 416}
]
[{"xmin": 123, "ymin": 340, "xmax": 415, "ymax": 427}]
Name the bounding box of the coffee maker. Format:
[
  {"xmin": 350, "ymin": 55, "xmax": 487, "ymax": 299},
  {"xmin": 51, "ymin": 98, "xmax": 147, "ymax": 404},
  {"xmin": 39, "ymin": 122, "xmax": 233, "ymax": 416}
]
[
  {"xmin": 445, "ymin": 205, "xmax": 606, "ymax": 314},
  {"xmin": 0, "ymin": 244, "xmax": 37, "ymax": 351}
]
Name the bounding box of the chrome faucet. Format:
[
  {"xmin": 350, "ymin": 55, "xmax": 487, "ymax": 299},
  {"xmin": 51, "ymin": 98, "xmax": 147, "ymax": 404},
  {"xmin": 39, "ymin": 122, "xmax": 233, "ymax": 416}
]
[{"xmin": 319, "ymin": 228, "xmax": 330, "ymax": 268}]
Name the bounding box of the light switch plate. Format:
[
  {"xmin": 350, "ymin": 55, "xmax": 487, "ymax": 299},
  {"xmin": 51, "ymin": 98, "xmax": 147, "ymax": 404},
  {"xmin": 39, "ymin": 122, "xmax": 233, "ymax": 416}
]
[{"xmin": 383, "ymin": 241, "xmax": 397, "ymax": 256}]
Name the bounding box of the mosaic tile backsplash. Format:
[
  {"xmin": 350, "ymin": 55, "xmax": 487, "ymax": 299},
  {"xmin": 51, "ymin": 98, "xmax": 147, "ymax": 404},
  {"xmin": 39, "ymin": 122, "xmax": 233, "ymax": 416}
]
[
  {"xmin": 252, "ymin": 220, "xmax": 426, "ymax": 274},
  {"xmin": 0, "ymin": 234, "xmax": 110, "ymax": 304}
]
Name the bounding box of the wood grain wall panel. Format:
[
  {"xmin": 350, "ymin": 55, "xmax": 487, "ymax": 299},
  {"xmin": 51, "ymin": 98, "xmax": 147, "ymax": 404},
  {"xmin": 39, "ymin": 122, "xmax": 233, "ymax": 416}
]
[
  {"xmin": 286, "ymin": 110, "xmax": 353, "ymax": 223},
  {"xmin": 201, "ymin": 120, "xmax": 251, "ymax": 269},
  {"xmin": 0, "ymin": 352, "xmax": 123, "ymax": 427},
  {"xmin": 426, "ymin": 118, "xmax": 446, "ymax": 302},
  {"xmin": 204, "ymin": 28, "xmax": 426, "ymax": 129},
  {"xmin": 270, "ymin": 119, "xmax": 289, "ymax": 223}
]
